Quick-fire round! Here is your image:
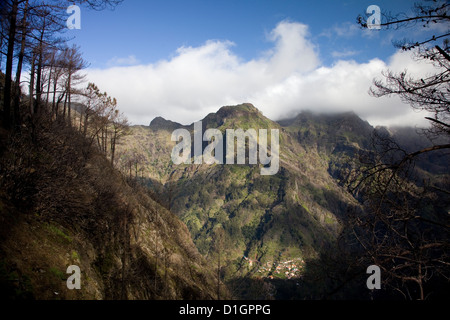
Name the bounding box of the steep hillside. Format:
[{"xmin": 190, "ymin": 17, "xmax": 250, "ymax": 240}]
[
  {"xmin": 0, "ymin": 119, "xmax": 223, "ymax": 300},
  {"xmin": 116, "ymin": 104, "xmax": 367, "ymax": 297}
]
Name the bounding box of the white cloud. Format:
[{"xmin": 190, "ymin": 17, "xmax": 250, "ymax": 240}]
[
  {"xmin": 333, "ymin": 22, "xmax": 360, "ymax": 38},
  {"xmin": 331, "ymin": 50, "xmax": 360, "ymax": 58},
  {"xmin": 320, "ymin": 21, "xmax": 364, "ymax": 39},
  {"xmin": 87, "ymin": 21, "xmax": 437, "ymax": 128},
  {"xmin": 106, "ymin": 55, "xmax": 140, "ymax": 66}
]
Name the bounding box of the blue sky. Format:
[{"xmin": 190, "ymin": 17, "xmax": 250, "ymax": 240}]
[
  {"xmin": 70, "ymin": 0, "xmax": 416, "ymax": 68},
  {"xmin": 64, "ymin": 0, "xmax": 444, "ymax": 127}
]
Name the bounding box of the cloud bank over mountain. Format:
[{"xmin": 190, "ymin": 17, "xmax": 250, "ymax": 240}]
[{"xmin": 87, "ymin": 21, "xmax": 435, "ymax": 127}]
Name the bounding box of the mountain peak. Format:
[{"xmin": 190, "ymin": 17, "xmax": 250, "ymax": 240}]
[
  {"xmin": 149, "ymin": 104, "xmax": 271, "ymax": 132},
  {"xmin": 149, "ymin": 116, "xmax": 182, "ymax": 131},
  {"xmin": 198, "ymin": 103, "xmax": 277, "ymax": 130},
  {"xmin": 214, "ymin": 103, "xmax": 261, "ymax": 119}
]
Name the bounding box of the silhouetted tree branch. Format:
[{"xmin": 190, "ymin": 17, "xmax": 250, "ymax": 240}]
[{"xmin": 349, "ymin": 1, "xmax": 450, "ymax": 300}]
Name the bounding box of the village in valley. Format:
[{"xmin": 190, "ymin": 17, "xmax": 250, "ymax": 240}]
[{"xmin": 243, "ymin": 257, "xmax": 305, "ymax": 280}]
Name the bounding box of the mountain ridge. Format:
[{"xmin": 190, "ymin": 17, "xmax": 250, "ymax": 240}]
[{"xmin": 116, "ymin": 104, "xmax": 371, "ymax": 295}]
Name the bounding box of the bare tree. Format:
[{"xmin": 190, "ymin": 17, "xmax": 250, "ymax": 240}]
[
  {"xmin": 58, "ymin": 45, "xmax": 87, "ymax": 124},
  {"xmin": 1, "ymin": 0, "xmax": 123, "ymax": 130},
  {"xmin": 12, "ymin": 0, "xmax": 30, "ymax": 127},
  {"xmin": 349, "ymin": 1, "xmax": 450, "ymax": 299},
  {"xmin": 1, "ymin": 0, "xmax": 21, "ymax": 129},
  {"xmin": 48, "ymin": 47, "xmax": 66, "ymax": 117},
  {"xmin": 79, "ymin": 83, "xmax": 129, "ymax": 165},
  {"xmin": 110, "ymin": 109, "xmax": 129, "ymax": 166},
  {"xmin": 358, "ymin": 1, "xmax": 449, "ymax": 140},
  {"xmin": 80, "ymin": 82, "xmax": 100, "ymax": 134}
]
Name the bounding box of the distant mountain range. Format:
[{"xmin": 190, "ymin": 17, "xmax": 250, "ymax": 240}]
[{"xmin": 114, "ymin": 103, "xmax": 448, "ymax": 298}]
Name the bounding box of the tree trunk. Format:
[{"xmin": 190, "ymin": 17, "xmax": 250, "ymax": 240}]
[
  {"xmin": 46, "ymin": 66, "xmax": 52, "ymax": 106},
  {"xmin": 13, "ymin": 0, "xmax": 29, "ymax": 127},
  {"xmin": 111, "ymin": 130, "xmax": 117, "ymax": 165},
  {"xmin": 34, "ymin": 48, "xmax": 43, "ymax": 115},
  {"xmin": 63, "ymin": 90, "xmax": 68, "ymax": 120},
  {"xmin": 104, "ymin": 125, "xmax": 108, "ymax": 154},
  {"xmin": 52, "ymin": 77, "xmax": 58, "ymax": 117},
  {"xmin": 55, "ymin": 91, "xmax": 65, "ymax": 118},
  {"xmin": 67, "ymin": 75, "xmax": 71, "ymax": 126},
  {"xmin": 29, "ymin": 53, "xmax": 35, "ymax": 116},
  {"xmin": 3, "ymin": 0, "xmax": 19, "ymax": 129},
  {"xmin": 34, "ymin": 16, "xmax": 46, "ymax": 116}
]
